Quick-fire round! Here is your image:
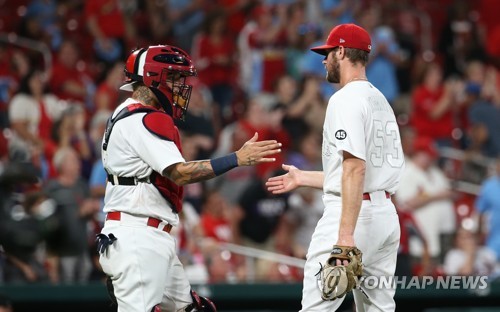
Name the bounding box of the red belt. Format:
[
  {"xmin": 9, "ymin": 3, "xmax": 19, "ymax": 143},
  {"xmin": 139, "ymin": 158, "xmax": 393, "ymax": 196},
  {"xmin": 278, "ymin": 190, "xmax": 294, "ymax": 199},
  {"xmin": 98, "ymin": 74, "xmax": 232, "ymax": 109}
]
[
  {"xmin": 362, "ymin": 191, "xmax": 390, "ymax": 201},
  {"xmin": 106, "ymin": 211, "xmax": 173, "ymax": 233}
]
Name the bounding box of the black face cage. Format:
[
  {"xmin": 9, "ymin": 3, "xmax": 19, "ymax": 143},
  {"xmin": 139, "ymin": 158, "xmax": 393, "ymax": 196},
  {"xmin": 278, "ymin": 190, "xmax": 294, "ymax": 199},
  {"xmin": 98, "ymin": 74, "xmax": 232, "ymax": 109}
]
[{"xmin": 159, "ymin": 67, "xmax": 194, "ymax": 120}]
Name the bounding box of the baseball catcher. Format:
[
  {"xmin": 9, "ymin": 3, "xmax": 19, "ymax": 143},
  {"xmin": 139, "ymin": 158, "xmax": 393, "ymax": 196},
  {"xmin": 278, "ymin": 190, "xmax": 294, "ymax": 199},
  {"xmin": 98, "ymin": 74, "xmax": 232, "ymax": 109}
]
[
  {"xmin": 96, "ymin": 44, "xmax": 281, "ymax": 312},
  {"xmin": 316, "ymin": 245, "xmax": 363, "ymax": 300}
]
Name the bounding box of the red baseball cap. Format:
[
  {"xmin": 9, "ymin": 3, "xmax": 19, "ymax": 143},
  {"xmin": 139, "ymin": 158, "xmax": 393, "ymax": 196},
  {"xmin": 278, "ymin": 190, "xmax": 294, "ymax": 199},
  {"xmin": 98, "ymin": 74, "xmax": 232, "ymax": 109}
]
[{"xmin": 311, "ymin": 23, "xmax": 372, "ymax": 55}]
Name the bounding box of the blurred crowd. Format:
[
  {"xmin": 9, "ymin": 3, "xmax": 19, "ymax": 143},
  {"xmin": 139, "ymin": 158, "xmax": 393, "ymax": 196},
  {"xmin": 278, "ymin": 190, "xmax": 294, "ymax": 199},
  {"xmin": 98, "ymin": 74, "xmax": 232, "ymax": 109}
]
[{"xmin": 0, "ymin": 0, "xmax": 499, "ymax": 286}]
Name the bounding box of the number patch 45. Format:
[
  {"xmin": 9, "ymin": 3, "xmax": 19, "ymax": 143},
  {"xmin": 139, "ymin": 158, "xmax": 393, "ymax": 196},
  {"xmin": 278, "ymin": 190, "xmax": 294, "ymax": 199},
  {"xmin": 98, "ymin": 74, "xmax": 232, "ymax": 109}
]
[{"xmin": 335, "ymin": 130, "xmax": 347, "ymax": 140}]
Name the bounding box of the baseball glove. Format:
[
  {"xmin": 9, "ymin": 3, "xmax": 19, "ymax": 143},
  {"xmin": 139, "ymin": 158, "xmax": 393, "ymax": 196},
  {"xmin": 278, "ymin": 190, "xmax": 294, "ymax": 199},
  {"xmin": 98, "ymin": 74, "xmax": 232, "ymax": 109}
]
[{"xmin": 316, "ymin": 245, "xmax": 363, "ymax": 301}]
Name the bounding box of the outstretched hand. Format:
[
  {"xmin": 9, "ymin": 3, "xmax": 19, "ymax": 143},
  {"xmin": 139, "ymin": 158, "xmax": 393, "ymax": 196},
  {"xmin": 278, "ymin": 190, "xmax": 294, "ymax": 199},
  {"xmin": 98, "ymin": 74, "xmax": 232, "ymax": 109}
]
[
  {"xmin": 235, "ymin": 132, "xmax": 281, "ymax": 166},
  {"xmin": 265, "ymin": 164, "xmax": 300, "ymax": 194}
]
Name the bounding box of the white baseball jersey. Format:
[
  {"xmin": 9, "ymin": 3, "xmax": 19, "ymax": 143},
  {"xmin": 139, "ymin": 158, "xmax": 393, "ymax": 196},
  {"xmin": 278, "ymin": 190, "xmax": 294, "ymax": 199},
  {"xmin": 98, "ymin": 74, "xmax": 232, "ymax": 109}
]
[
  {"xmin": 302, "ymin": 80, "xmax": 404, "ymax": 312},
  {"xmin": 102, "ymin": 98, "xmax": 185, "ymax": 226},
  {"xmin": 322, "ymin": 80, "xmax": 405, "ymax": 195},
  {"xmin": 99, "ymin": 98, "xmax": 194, "ymax": 311}
]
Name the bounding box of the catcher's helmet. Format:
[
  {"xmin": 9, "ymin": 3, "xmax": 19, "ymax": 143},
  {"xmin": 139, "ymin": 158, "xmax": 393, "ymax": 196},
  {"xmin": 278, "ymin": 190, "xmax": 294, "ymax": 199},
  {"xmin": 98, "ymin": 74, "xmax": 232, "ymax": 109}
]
[{"xmin": 120, "ymin": 45, "xmax": 197, "ymax": 120}]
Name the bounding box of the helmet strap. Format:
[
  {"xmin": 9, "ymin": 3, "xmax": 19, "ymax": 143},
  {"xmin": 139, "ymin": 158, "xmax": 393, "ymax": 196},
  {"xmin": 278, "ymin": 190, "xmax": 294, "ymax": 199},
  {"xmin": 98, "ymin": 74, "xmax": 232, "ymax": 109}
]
[
  {"xmin": 150, "ymin": 87, "xmax": 173, "ymax": 116},
  {"xmin": 127, "ymin": 73, "xmax": 143, "ymax": 83}
]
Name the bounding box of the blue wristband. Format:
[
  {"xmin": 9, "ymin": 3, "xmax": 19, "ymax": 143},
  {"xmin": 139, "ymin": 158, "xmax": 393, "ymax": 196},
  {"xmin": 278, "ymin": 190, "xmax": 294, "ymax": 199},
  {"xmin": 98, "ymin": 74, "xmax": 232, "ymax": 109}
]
[{"xmin": 210, "ymin": 153, "xmax": 238, "ymax": 176}]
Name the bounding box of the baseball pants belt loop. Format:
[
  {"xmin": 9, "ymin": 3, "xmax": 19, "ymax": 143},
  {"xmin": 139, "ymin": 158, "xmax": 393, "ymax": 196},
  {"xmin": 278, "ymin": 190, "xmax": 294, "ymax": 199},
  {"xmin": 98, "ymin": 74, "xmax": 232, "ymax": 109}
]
[
  {"xmin": 362, "ymin": 191, "xmax": 390, "ymax": 201},
  {"xmin": 106, "ymin": 211, "xmax": 172, "ymax": 233}
]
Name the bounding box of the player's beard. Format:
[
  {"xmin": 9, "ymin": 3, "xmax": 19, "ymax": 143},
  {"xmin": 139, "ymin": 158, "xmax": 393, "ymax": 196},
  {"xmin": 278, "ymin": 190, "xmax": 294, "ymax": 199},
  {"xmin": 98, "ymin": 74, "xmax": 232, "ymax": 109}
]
[{"xmin": 326, "ymin": 59, "xmax": 340, "ymax": 84}]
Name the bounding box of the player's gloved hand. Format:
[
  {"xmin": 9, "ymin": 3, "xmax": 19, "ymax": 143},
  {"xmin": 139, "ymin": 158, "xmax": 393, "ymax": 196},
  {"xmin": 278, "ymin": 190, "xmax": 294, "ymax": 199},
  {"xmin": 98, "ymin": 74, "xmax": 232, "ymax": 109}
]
[
  {"xmin": 316, "ymin": 245, "xmax": 363, "ymax": 301},
  {"xmin": 96, "ymin": 233, "xmax": 117, "ymax": 255}
]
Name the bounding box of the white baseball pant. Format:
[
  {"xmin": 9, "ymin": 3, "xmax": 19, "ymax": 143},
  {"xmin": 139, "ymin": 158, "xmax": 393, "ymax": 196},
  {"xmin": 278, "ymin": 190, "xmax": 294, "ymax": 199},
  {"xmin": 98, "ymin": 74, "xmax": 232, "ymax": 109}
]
[
  {"xmin": 301, "ymin": 191, "xmax": 400, "ymax": 312},
  {"xmin": 99, "ymin": 213, "xmax": 192, "ymax": 312}
]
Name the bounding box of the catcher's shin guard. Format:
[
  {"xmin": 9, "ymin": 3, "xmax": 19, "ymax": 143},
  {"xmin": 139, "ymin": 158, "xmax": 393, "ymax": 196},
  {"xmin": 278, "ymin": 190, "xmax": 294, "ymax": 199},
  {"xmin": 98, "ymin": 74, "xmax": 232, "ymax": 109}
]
[{"xmin": 106, "ymin": 277, "xmax": 118, "ymax": 306}]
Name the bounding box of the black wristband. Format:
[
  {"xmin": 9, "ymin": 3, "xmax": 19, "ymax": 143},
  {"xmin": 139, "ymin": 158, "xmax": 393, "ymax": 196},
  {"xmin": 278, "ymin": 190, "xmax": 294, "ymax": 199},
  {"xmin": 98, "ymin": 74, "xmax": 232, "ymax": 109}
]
[{"xmin": 210, "ymin": 153, "xmax": 238, "ymax": 176}]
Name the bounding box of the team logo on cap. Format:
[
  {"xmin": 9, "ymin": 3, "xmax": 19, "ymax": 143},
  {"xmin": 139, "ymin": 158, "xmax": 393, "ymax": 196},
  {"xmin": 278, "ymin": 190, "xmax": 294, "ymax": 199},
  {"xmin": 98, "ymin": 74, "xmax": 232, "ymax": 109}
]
[{"xmin": 340, "ymin": 38, "xmax": 345, "ymax": 43}]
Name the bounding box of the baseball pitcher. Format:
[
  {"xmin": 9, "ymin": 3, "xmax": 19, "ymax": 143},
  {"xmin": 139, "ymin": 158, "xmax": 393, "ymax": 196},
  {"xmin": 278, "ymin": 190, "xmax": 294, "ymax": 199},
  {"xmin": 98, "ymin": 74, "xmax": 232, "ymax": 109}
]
[{"xmin": 267, "ymin": 24, "xmax": 405, "ymax": 311}]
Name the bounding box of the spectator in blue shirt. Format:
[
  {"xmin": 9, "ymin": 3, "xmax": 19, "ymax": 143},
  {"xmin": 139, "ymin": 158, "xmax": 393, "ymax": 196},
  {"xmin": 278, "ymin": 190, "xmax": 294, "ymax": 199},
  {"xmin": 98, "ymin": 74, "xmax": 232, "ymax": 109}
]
[
  {"xmin": 475, "ymin": 157, "xmax": 500, "ymax": 260},
  {"xmin": 366, "ymin": 25, "xmax": 401, "ymax": 105},
  {"xmin": 88, "ymin": 111, "xmax": 111, "ymax": 224}
]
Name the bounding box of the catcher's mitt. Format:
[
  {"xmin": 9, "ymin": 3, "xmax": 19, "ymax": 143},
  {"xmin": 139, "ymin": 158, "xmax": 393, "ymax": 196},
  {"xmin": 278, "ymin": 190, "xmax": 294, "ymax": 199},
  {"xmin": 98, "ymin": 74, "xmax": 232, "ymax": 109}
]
[{"xmin": 316, "ymin": 245, "xmax": 363, "ymax": 301}]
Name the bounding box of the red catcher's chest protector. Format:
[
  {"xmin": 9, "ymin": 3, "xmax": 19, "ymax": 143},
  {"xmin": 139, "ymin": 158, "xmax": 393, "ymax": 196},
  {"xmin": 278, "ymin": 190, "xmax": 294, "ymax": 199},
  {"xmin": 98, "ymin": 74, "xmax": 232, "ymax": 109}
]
[{"xmin": 102, "ymin": 103, "xmax": 184, "ymax": 213}]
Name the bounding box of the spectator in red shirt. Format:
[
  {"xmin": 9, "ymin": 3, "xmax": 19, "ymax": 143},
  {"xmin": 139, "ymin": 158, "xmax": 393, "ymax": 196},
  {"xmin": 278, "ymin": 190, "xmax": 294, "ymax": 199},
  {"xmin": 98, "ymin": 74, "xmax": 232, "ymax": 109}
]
[
  {"xmin": 200, "ymin": 190, "xmax": 243, "ymax": 282},
  {"xmin": 49, "ymin": 40, "xmax": 94, "ymax": 108},
  {"xmin": 395, "ymin": 207, "xmax": 431, "ymax": 278},
  {"xmin": 0, "ymin": 129, "xmax": 7, "ymax": 162},
  {"xmin": 51, "ymin": 106, "xmax": 93, "ymax": 180},
  {"xmin": 84, "ymin": 0, "xmax": 133, "ymax": 63},
  {"xmin": 410, "ymin": 61, "xmax": 463, "ymax": 147},
  {"xmin": 238, "ymin": 4, "xmax": 288, "ymax": 94},
  {"xmin": 191, "ymin": 11, "xmax": 236, "ymax": 123},
  {"xmin": 8, "ymin": 69, "xmax": 66, "ymax": 174},
  {"xmin": 216, "ymin": 0, "xmax": 257, "ymax": 40},
  {"xmin": 0, "ymin": 46, "xmax": 24, "ymax": 128},
  {"xmin": 485, "ymin": 25, "xmax": 500, "ymax": 68},
  {"xmin": 200, "ymin": 190, "xmax": 233, "ymax": 243},
  {"xmin": 230, "ymin": 93, "xmax": 290, "ymax": 179},
  {"xmin": 93, "ymin": 61, "xmax": 124, "ymax": 113}
]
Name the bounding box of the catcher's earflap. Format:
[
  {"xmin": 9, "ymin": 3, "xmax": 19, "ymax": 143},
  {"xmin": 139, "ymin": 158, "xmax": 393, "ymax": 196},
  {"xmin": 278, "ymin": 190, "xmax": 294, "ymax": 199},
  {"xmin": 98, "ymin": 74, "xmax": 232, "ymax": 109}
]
[{"xmin": 120, "ymin": 48, "xmax": 147, "ymax": 91}]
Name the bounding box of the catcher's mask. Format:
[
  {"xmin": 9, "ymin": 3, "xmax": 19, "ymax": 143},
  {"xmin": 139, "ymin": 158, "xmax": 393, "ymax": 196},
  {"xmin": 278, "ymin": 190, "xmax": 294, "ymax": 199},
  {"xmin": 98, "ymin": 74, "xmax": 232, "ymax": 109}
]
[{"xmin": 120, "ymin": 45, "xmax": 197, "ymax": 120}]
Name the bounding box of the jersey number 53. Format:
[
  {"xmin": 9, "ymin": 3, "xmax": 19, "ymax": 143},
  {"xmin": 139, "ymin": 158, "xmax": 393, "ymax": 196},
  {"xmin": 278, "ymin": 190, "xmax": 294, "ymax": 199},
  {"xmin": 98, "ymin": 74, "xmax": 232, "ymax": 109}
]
[{"xmin": 370, "ymin": 120, "xmax": 404, "ymax": 168}]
